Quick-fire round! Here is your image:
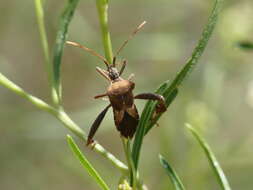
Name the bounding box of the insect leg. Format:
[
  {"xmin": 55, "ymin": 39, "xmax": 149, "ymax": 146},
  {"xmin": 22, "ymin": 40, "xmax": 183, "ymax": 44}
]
[
  {"xmin": 113, "ymin": 57, "xmax": 116, "ymax": 67},
  {"xmin": 135, "ymin": 93, "xmax": 167, "ymax": 113},
  {"xmin": 87, "ymin": 104, "xmax": 111, "ymax": 146},
  {"xmin": 96, "ymin": 67, "xmax": 111, "ymax": 81},
  {"xmin": 94, "ymin": 93, "xmax": 108, "ymax": 99},
  {"xmin": 119, "ymin": 60, "xmax": 127, "ymax": 76},
  {"xmin": 128, "ymin": 73, "xmax": 135, "ymax": 81}
]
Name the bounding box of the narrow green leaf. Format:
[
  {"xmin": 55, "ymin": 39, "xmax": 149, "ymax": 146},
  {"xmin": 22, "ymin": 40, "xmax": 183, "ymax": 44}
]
[
  {"xmin": 186, "ymin": 124, "xmax": 231, "ymax": 190},
  {"xmin": 132, "ymin": 0, "xmax": 223, "ymax": 171},
  {"xmin": 159, "ymin": 0, "xmax": 224, "ymax": 110},
  {"xmin": 53, "ymin": 0, "xmax": 79, "ymax": 104},
  {"xmin": 146, "ymin": 0, "xmax": 223, "ymax": 134},
  {"xmin": 145, "ymin": 88, "xmax": 178, "ymax": 134},
  {"xmin": 67, "ymin": 135, "xmax": 111, "ymax": 190},
  {"xmin": 132, "ymin": 81, "xmax": 169, "ymax": 169},
  {"xmin": 236, "ymin": 41, "xmax": 253, "ymax": 51},
  {"xmin": 171, "ymin": 0, "xmax": 223, "ymax": 88},
  {"xmin": 159, "ymin": 155, "xmax": 185, "ymax": 190}
]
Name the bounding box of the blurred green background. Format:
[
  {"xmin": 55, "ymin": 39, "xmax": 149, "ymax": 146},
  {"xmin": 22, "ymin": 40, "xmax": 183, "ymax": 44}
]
[{"xmin": 1, "ymin": 0, "xmax": 253, "ymax": 189}]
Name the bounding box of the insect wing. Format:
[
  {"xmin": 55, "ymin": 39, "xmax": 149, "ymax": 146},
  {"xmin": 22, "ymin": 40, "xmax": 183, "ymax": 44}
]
[{"xmin": 113, "ymin": 105, "xmax": 139, "ymax": 138}]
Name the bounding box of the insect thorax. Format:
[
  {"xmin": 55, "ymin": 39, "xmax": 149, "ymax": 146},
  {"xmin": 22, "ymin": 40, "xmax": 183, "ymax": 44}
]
[{"xmin": 107, "ymin": 80, "xmax": 134, "ymax": 96}]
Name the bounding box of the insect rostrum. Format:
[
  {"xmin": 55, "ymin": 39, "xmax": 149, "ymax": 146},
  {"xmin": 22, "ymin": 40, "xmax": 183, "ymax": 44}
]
[{"xmin": 67, "ymin": 22, "xmax": 167, "ymax": 145}]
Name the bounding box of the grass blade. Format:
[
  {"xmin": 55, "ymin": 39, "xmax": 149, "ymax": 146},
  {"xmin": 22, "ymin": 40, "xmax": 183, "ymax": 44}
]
[
  {"xmin": 67, "ymin": 135, "xmax": 111, "ymax": 190},
  {"xmin": 132, "ymin": 81, "xmax": 170, "ymax": 169},
  {"xmin": 159, "ymin": 155, "xmax": 185, "ymax": 190},
  {"xmin": 132, "ymin": 0, "xmax": 223, "ymax": 170},
  {"xmin": 145, "ymin": 87, "xmax": 178, "ymax": 134},
  {"xmin": 186, "ymin": 124, "xmax": 231, "ymax": 190},
  {"xmin": 53, "ymin": 0, "xmax": 79, "ymax": 105},
  {"xmin": 146, "ymin": 0, "xmax": 223, "ymax": 134},
  {"xmin": 167, "ymin": 0, "xmax": 223, "ymax": 88}
]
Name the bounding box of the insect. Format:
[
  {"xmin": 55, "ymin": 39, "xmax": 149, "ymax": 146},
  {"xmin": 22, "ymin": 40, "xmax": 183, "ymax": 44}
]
[{"xmin": 67, "ymin": 21, "xmax": 167, "ymax": 145}]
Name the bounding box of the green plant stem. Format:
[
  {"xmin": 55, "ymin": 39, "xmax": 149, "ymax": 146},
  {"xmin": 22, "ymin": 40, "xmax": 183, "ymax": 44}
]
[
  {"xmin": 96, "ymin": 0, "xmax": 113, "ymax": 64},
  {"xmin": 122, "ymin": 138, "xmax": 137, "ymax": 189},
  {"xmin": 0, "ymin": 72, "xmax": 55, "ymax": 114},
  {"xmin": 0, "ymin": 72, "xmax": 128, "ymax": 173},
  {"xmin": 95, "ymin": 0, "xmax": 133, "ymax": 182},
  {"xmin": 34, "ymin": 0, "xmax": 58, "ymax": 104},
  {"xmin": 53, "ymin": 112, "xmax": 128, "ymax": 173}
]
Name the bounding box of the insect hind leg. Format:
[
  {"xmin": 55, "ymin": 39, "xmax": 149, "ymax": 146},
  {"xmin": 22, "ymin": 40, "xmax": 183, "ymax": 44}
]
[
  {"xmin": 135, "ymin": 93, "xmax": 167, "ymax": 113},
  {"xmin": 87, "ymin": 104, "xmax": 111, "ymax": 146},
  {"xmin": 119, "ymin": 60, "xmax": 127, "ymax": 76}
]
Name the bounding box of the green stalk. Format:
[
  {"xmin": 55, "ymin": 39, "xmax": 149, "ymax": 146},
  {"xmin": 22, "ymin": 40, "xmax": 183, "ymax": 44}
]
[
  {"xmin": 0, "ymin": 72, "xmax": 55, "ymax": 114},
  {"xmin": 96, "ymin": 0, "xmax": 114, "ymax": 64},
  {"xmin": 0, "ymin": 72, "xmax": 128, "ymax": 173},
  {"xmin": 55, "ymin": 112, "xmax": 128, "ymax": 173},
  {"xmin": 96, "ymin": 0, "xmax": 133, "ymax": 181},
  {"xmin": 34, "ymin": 0, "xmax": 58, "ymax": 104},
  {"xmin": 122, "ymin": 138, "xmax": 137, "ymax": 189}
]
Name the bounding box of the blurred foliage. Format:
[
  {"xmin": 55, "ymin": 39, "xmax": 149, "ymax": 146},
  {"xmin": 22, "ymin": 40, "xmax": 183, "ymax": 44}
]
[
  {"xmin": 236, "ymin": 41, "xmax": 253, "ymax": 51},
  {"xmin": 0, "ymin": 0, "xmax": 253, "ymax": 189}
]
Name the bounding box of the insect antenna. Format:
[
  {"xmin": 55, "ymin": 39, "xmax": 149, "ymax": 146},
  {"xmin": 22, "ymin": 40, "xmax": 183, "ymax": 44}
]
[
  {"xmin": 114, "ymin": 21, "xmax": 147, "ymax": 58},
  {"xmin": 66, "ymin": 41, "xmax": 109, "ymax": 68},
  {"xmin": 112, "ymin": 57, "xmax": 116, "ymax": 67}
]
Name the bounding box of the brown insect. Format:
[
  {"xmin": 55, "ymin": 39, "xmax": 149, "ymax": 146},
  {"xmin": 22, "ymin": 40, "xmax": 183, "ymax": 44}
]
[{"xmin": 67, "ymin": 21, "xmax": 167, "ymax": 145}]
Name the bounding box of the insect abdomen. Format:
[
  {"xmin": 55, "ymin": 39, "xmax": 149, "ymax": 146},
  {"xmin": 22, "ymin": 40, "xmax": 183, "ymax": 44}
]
[{"xmin": 116, "ymin": 108, "xmax": 139, "ymax": 138}]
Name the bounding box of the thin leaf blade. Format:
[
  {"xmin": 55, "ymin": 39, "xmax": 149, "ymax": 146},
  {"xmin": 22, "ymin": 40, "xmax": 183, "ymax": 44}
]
[
  {"xmin": 146, "ymin": 0, "xmax": 223, "ymax": 134},
  {"xmin": 157, "ymin": 0, "xmax": 224, "ymax": 110},
  {"xmin": 53, "ymin": 0, "xmax": 79, "ymax": 103},
  {"xmin": 67, "ymin": 135, "xmax": 111, "ymax": 190},
  {"xmin": 145, "ymin": 87, "xmax": 178, "ymax": 134},
  {"xmin": 170, "ymin": 0, "xmax": 223, "ymax": 88},
  {"xmin": 132, "ymin": 0, "xmax": 223, "ymax": 170},
  {"xmin": 132, "ymin": 81, "xmax": 170, "ymax": 169},
  {"xmin": 186, "ymin": 124, "xmax": 231, "ymax": 190},
  {"xmin": 159, "ymin": 155, "xmax": 185, "ymax": 190},
  {"xmin": 236, "ymin": 41, "xmax": 253, "ymax": 51}
]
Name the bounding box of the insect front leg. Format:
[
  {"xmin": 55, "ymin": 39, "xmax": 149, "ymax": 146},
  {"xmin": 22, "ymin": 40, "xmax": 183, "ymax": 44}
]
[
  {"xmin": 134, "ymin": 93, "xmax": 167, "ymax": 113},
  {"xmin": 96, "ymin": 67, "xmax": 110, "ymax": 81},
  {"xmin": 94, "ymin": 93, "xmax": 108, "ymax": 99},
  {"xmin": 119, "ymin": 60, "xmax": 127, "ymax": 76},
  {"xmin": 128, "ymin": 73, "xmax": 135, "ymax": 81},
  {"xmin": 87, "ymin": 104, "xmax": 111, "ymax": 146}
]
